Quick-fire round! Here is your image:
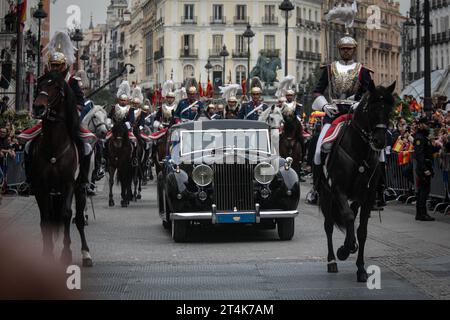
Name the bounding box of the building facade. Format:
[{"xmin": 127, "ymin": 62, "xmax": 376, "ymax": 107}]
[
  {"xmin": 407, "ymin": 0, "xmax": 450, "ymax": 81},
  {"xmin": 149, "ymin": 0, "xmax": 322, "ymax": 90}
]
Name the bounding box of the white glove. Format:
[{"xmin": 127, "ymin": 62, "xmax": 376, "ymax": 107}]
[
  {"xmin": 139, "ymin": 125, "xmax": 143, "ymax": 131},
  {"xmin": 323, "ymin": 104, "xmax": 339, "ymax": 118},
  {"xmin": 125, "ymin": 122, "xmax": 131, "ymax": 130}
]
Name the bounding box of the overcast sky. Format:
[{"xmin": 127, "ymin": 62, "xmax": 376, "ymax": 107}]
[{"xmin": 50, "ymin": 0, "xmax": 411, "ymax": 36}]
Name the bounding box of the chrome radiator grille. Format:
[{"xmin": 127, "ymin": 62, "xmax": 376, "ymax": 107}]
[{"xmin": 213, "ymin": 164, "xmax": 255, "ymax": 211}]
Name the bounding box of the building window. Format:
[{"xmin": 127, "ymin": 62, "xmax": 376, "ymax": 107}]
[
  {"xmin": 314, "ymin": 11, "xmax": 317, "ymax": 22},
  {"xmin": 264, "ymin": 35, "xmax": 276, "ymax": 50},
  {"xmin": 235, "ymin": 35, "xmax": 245, "ymax": 52},
  {"xmin": 183, "ymin": 64, "xmax": 194, "ymax": 80},
  {"xmin": 236, "ymin": 65, "xmax": 246, "ymax": 84},
  {"xmin": 145, "ymin": 32, "xmax": 153, "ymax": 77},
  {"xmin": 297, "ymin": 7, "xmax": 301, "ymax": 20},
  {"xmin": 236, "ymin": 5, "xmax": 246, "ymax": 20},
  {"xmin": 213, "ymin": 65, "xmax": 222, "ymax": 72},
  {"xmin": 184, "ymin": 4, "xmax": 194, "ymax": 20},
  {"xmin": 213, "ymin": 4, "xmax": 223, "ymax": 20},
  {"xmin": 183, "ymin": 34, "xmax": 195, "ymax": 52},
  {"xmin": 264, "ymin": 5, "xmax": 276, "ymax": 20},
  {"xmin": 308, "ymin": 9, "xmax": 311, "ymax": 21},
  {"xmin": 297, "ymin": 36, "xmax": 300, "ymax": 51},
  {"xmin": 315, "ymin": 39, "xmax": 319, "ymax": 53},
  {"xmin": 303, "ymin": 37, "xmax": 307, "ymax": 51},
  {"xmin": 309, "ymin": 38, "xmax": 312, "ymax": 53},
  {"xmin": 212, "ymin": 34, "xmax": 223, "ymax": 53}
]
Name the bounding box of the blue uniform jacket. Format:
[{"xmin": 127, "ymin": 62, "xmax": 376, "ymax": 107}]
[
  {"xmin": 174, "ymin": 99, "xmax": 204, "ymax": 121},
  {"xmin": 238, "ymin": 101, "xmax": 269, "ymax": 120}
]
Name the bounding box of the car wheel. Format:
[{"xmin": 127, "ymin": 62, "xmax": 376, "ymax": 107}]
[
  {"xmin": 277, "ymin": 218, "xmax": 295, "ymax": 241},
  {"xmin": 172, "ymin": 220, "xmax": 188, "ymax": 242}
]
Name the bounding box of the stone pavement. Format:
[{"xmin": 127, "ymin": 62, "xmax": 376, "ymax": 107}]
[{"xmin": 1, "ymin": 178, "xmax": 449, "ymax": 300}]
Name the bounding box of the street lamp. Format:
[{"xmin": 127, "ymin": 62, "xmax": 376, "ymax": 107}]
[
  {"xmin": 243, "ymin": 24, "xmax": 255, "ymax": 96},
  {"xmin": 33, "ymin": 0, "xmax": 47, "ymax": 78},
  {"xmin": 279, "ymin": 0, "xmax": 294, "ymax": 77},
  {"xmin": 70, "ymin": 28, "xmax": 84, "ymax": 71},
  {"xmin": 219, "ymin": 45, "xmax": 229, "ymax": 86},
  {"xmin": 80, "ymin": 51, "xmax": 90, "ymax": 71},
  {"xmin": 87, "ymin": 67, "xmax": 94, "ymax": 89}
]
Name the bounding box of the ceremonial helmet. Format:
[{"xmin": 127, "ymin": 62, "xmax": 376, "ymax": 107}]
[
  {"xmin": 251, "ymin": 87, "xmax": 262, "ymax": 95},
  {"xmin": 166, "ymin": 92, "xmax": 175, "ymax": 98},
  {"xmin": 228, "ymin": 96, "xmax": 238, "ymax": 103},
  {"xmin": 141, "ymin": 105, "xmax": 151, "ymax": 113},
  {"xmin": 337, "ymin": 35, "xmax": 357, "ymax": 49},
  {"xmin": 188, "ymin": 86, "xmax": 197, "ymax": 94},
  {"xmin": 285, "ymin": 89, "xmax": 295, "ymax": 96},
  {"xmin": 45, "ymin": 31, "xmax": 76, "ymax": 69}
]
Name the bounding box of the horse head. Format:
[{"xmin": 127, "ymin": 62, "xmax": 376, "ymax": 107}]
[
  {"xmin": 33, "ymin": 71, "xmax": 71, "ymax": 122},
  {"xmin": 353, "ymin": 80, "xmax": 396, "ymax": 151},
  {"xmin": 82, "ymin": 105, "xmax": 108, "ymax": 139},
  {"xmin": 260, "ymin": 105, "xmax": 284, "ymax": 129}
]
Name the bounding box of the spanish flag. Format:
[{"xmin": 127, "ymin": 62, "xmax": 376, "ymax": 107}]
[
  {"xmin": 198, "ymin": 75, "xmax": 204, "ymax": 97},
  {"xmin": 241, "ymin": 79, "xmax": 247, "ymax": 96},
  {"xmin": 397, "ymin": 143, "xmax": 413, "ymax": 165},
  {"xmin": 18, "ymin": 0, "xmax": 27, "ymax": 24},
  {"xmin": 392, "ymin": 137, "xmax": 405, "ymax": 153},
  {"xmin": 206, "ymin": 79, "xmax": 213, "ymax": 98}
]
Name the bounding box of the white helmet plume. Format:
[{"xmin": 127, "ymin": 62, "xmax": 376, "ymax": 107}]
[
  {"xmin": 275, "ymin": 75, "xmax": 295, "ymax": 98},
  {"xmin": 219, "ymin": 84, "xmax": 241, "ymax": 102},
  {"xmin": 45, "ymin": 31, "xmax": 77, "ymax": 66},
  {"xmin": 116, "ymin": 80, "xmax": 131, "ymax": 99},
  {"xmin": 162, "ymin": 80, "xmax": 175, "ymax": 97}
]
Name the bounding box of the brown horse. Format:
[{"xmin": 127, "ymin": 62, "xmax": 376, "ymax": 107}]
[
  {"xmin": 152, "ymin": 131, "xmax": 169, "ymax": 175},
  {"xmin": 30, "ymin": 71, "xmax": 93, "ymax": 267},
  {"xmin": 107, "ymin": 122, "xmax": 133, "ymax": 207}
]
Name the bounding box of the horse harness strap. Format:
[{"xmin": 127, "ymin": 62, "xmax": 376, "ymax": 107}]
[{"xmin": 49, "ymin": 142, "xmax": 73, "ymax": 165}]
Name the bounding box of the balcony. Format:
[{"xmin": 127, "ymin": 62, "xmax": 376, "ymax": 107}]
[
  {"xmin": 0, "ymin": 17, "xmax": 16, "ymax": 34},
  {"xmin": 260, "ymin": 49, "xmax": 280, "ymax": 57},
  {"xmin": 437, "ymin": 33, "xmax": 442, "ymax": 43},
  {"xmin": 180, "ymin": 48, "xmax": 198, "ymax": 58},
  {"xmin": 233, "ymin": 16, "xmax": 249, "ymax": 25},
  {"xmin": 367, "ymin": 40, "xmax": 373, "ymax": 47},
  {"xmin": 210, "ymin": 16, "xmax": 226, "ymax": 25},
  {"xmin": 296, "ymin": 51, "xmax": 321, "ymax": 61},
  {"xmin": 208, "ymin": 49, "xmax": 221, "ymax": 58},
  {"xmin": 154, "ymin": 47, "xmax": 164, "ymax": 60},
  {"xmin": 437, "ymin": 0, "xmax": 443, "ymax": 8},
  {"xmin": 155, "ymin": 17, "xmax": 164, "ymax": 29},
  {"xmin": 432, "ymin": 33, "xmax": 437, "ymax": 44},
  {"xmin": 296, "ymin": 18, "xmax": 321, "ymax": 30},
  {"xmin": 181, "ymin": 16, "xmax": 197, "ymax": 24},
  {"xmin": 262, "ymin": 16, "xmax": 278, "ymax": 25},
  {"xmin": 232, "ymin": 49, "xmax": 249, "ymax": 58},
  {"xmin": 379, "ymin": 42, "xmax": 392, "ymax": 50}
]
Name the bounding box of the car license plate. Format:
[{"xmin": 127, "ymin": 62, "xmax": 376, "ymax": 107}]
[{"xmin": 216, "ymin": 213, "xmax": 256, "ymax": 224}]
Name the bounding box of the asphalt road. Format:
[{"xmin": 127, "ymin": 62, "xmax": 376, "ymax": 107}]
[{"xmin": 1, "ymin": 176, "xmax": 450, "ymax": 300}]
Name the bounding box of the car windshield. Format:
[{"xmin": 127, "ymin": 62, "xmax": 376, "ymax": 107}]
[{"xmin": 179, "ymin": 129, "xmax": 271, "ymax": 156}]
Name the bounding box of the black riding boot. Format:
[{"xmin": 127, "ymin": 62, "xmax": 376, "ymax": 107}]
[
  {"xmin": 79, "ymin": 150, "xmax": 95, "ymax": 195},
  {"xmin": 23, "ymin": 149, "xmax": 33, "ymax": 195}
]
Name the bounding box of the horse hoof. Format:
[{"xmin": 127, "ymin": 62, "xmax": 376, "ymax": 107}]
[
  {"xmin": 82, "ymin": 258, "xmax": 93, "ymax": 268},
  {"xmin": 121, "ymin": 201, "xmax": 128, "ymax": 208},
  {"xmin": 357, "ymin": 270, "xmax": 368, "ymax": 282},
  {"xmin": 149, "ymin": 176, "xmax": 154, "ymax": 181},
  {"xmin": 337, "ymin": 246, "xmax": 350, "ymax": 261},
  {"xmin": 109, "ymin": 200, "xmax": 115, "ymax": 207},
  {"xmin": 350, "ymin": 243, "xmax": 359, "ymax": 254},
  {"xmin": 327, "ymin": 262, "xmax": 338, "ymax": 273},
  {"xmin": 137, "ymin": 194, "xmax": 142, "ymax": 200}
]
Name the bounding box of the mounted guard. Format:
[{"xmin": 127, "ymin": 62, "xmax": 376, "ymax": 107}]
[
  {"xmin": 174, "ymin": 86, "xmax": 204, "ymax": 122},
  {"xmin": 312, "ymin": 35, "xmax": 373, "ymax": 166},
  {"xmin": 18, "ymin": 31, "xmax": 97, "ymax": 193},
  {"xmin": 238, "ymin": 87, "xmax": 269, "ymax": 120}
]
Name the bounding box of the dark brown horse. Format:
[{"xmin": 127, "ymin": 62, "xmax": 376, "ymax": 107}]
[
  {"xmin": 30, "ymin": 71, "xmax": 93, "ymax": 267},
  {"xmin": 152, "ymin": 131, "xmax": 169, "ymax": 175},
  {"xmin": 107, "ymin": 121, "xmax": 133, "ymax": 207},
  {"xmin": 132, "ymin": 125, "xmax": 144, "ymax": 201}
]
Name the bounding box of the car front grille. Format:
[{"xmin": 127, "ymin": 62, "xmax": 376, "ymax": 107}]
[{"xmin": 213, "ymin": 163, "xmax": 255, "ymax": 211}]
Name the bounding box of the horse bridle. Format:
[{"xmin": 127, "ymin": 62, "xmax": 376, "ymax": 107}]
[
  {"xmin": 35, "ymin": 84, "xmax": 65, "ymax": 122},
  {"xmin": 350, "ymin": 95, "xmax": 387, "ymax": 152},
  {"xmin": 88, "ymin": 114, "xmax": 107, "ymax": 133}
]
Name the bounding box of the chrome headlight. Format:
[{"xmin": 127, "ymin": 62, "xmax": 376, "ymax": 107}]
[
  {"xmin": 254, "ymin": 162, "xmax": 275, "ymax": 185},
  {"xmin": 192, "ymin": 164, "xmax": 213, "ymax": 187}
]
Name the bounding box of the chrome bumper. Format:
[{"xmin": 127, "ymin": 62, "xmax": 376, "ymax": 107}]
[{"xmin": 171, "ymin": 204, "xmax": 299, "ymax": 223}]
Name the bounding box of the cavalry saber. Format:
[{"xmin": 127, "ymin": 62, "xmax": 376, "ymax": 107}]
[{"xmin": 86, "ymin": 63, "xmax": 136, "ymax": 99}]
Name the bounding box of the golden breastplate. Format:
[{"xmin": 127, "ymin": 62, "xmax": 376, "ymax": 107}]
[{"xmin": 330, "ymin": 62, "xmax": 362, "ymax": 100}]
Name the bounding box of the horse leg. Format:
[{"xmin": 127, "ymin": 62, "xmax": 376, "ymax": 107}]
[
  {"xmin": 61, "ymin": 189, "xmax": 74, "ymax": 265},
  {"xmin": 36, "ymin": 196, "xmax": 54, "ymax": 260},
  {"xmin": 120, "ymin": 170, "xmax": 128, "ymax": 207},
  {"xmin": 137, "ymin": 165, "xmax": 142, "ymax": 200},
  {"xmin": 356, "ymin": 205, "xmax": 370, "ymax": 282},
  {"xmin": 334, "ymin": 190, "xmax": 357, "ymax": 261},
  {"xmin": 109, "ymin": 167, "xmax": 115, "ymax": 207},
  {"xmin": 74, "ymin": 184, "xmax": 93, "ymax": 267},
  {"xmin": 325, "ymin": 219, "xmax": 338, "ymax": 273}
]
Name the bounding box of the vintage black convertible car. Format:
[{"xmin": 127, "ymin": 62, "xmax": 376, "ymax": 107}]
[{"xmin": 157, "ymin": 120, "xmax": 300, "ymax": 242}]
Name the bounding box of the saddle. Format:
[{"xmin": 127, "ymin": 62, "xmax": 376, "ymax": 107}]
[{"xmin": 321, "ymin": 114, "xmax": 353, "ymax": 154}]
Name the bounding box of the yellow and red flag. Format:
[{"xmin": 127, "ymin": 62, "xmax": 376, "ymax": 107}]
[
  {"xmin": 198, "ymin": 75, "xmax": 204, "ymax": 97},
  {"xmin": 241, "ymin": 79, "xmax": 247, "ymax": 96},
  {"xmin": 206, "ymin": 79, "xmax": 213, "ymax": 98},
  {"xmin": 18, "ymin": 0, "xmax": 27, "ymax": 24}
]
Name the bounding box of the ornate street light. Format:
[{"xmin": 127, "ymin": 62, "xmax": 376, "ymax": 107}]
[
  {"xmin": 80, "ymin": 51, "xmax": 90, "ymax": 71},
  {"xmin": 205, "ymin": 59, "xmax": 212, "ymax": 81},
  {"xmin": 33, "ymin": 0, "xmax": 47, "ymax": 78},
  {"xmin": 279, "ymin": 0, "xmax": 294, "ymax": 76},
  {"xmin": 219, "ymin": 45, "xmax": 229, "ymax": 86},
  {"xmin": 242, "ymin": 24, "xmax": 255, "ymax": 96},
  {"xmin": 70, "ymin": 28, "xmax": 84, "ymax": 71}
]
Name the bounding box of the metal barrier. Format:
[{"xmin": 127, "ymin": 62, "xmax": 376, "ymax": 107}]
[
  {"xmin": 3, "ymin": 151, "xmax": 26, "ymax": 194},
  {"xmin": 429, "ymin": 153, "xmax": 450, "ymax": 214},
  {"xmin": 385, "ymin": 152, "xmax": 416, "ymax": 203}
]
